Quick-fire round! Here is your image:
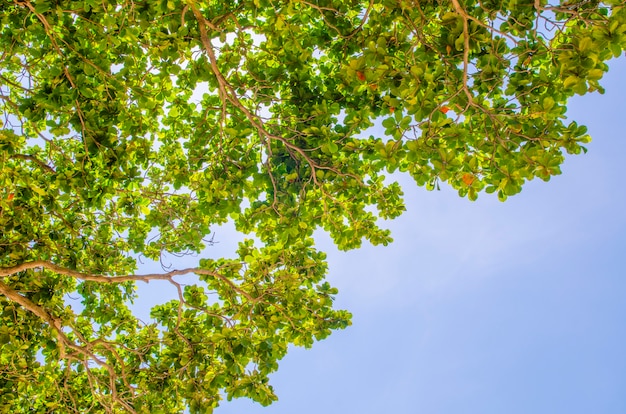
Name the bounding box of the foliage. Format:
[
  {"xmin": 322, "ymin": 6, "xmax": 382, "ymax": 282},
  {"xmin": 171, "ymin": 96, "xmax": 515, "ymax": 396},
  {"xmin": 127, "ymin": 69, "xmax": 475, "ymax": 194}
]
[{"xmin": 0, "ymin": 0, "xmax": 624, "ymax": 411}]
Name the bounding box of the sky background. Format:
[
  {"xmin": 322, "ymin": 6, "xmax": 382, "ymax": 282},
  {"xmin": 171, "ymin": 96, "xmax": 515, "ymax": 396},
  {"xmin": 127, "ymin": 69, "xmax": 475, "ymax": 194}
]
[{"xmin": 135, "ymin": 57, "xmax": 626, "ymax": 413}]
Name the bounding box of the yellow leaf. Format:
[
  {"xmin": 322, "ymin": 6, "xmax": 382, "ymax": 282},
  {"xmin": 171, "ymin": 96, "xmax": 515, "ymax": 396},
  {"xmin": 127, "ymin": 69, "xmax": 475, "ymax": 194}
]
[{"xmin": 563, "ymin": 75, "xmax": 579, "ymax": 89}]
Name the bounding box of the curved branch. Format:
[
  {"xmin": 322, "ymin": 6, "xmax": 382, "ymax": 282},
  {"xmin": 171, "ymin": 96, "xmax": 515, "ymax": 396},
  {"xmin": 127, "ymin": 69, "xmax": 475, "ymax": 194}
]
[
  {"xmin": 0, "ymin": 260, "xmax": 253, "ymax": 301},
  {"xmin": 12, "ymin": 153, "xmax": 56, "ymax": 173},
  {"xmin": 0, "ymin": 278, "xmax": 67, "ymax": 356},
  {"xmin": 189, "ymin": 5, "xmax": 361, "ymax": 188},
  {"xmin": 0, "ymin": 279, "xmax": 137, "ymax": 413}
]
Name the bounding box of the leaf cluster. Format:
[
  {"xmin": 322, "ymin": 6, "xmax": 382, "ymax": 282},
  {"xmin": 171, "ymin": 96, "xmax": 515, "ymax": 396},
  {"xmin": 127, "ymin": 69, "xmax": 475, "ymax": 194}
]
[{"xmin": 0, "ymin": 0, "xmax": 624, "ymax": 411}]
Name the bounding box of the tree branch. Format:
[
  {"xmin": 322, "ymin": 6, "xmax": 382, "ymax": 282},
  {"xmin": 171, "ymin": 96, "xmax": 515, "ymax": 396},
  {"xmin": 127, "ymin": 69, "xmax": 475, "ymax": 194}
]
[
  {"xmin": 189, "ymin": 4, "xmax": 360, "ymax": 188},
  {"xmin": 450, "ymin": 0, "xmax": 475, "ymax": 105},
  {"xmin": 12, "ymin": 153, "xmax": 56, "ymax": 173},
  {"xmin": 0, "ymin": 278, "xmax": 67, "ymax": 357},
  {"xmin": 0, "ymin": 260, "xmax": 254, "ymax": 301},
  {"xmin": 0, "ymin": 278, "xmax": 137, "ymax": 413}
]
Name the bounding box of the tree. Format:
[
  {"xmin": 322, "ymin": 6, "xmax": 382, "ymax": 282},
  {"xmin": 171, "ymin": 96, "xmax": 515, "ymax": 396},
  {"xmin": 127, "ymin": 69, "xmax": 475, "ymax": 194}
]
[{"xmin": 0, "ymin": 0, "xmax": 624, "ymax": 411}]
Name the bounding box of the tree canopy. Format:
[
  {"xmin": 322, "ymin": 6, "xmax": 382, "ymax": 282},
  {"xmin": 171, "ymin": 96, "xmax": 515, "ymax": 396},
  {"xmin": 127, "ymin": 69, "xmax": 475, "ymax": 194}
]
[{"xmin": 1, "ymin": 0, "xmax": 625, "ymax": 411}]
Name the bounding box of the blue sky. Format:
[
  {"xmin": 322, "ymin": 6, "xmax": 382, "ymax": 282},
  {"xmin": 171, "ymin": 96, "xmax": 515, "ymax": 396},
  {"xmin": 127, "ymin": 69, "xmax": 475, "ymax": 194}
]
[
  {"xmin": 132, "ymin": 57, "xmax": 626, "ymax": 413},
  {"xmin": 215, "ymin": 58, "xmax": 626, "ymax": 413}
]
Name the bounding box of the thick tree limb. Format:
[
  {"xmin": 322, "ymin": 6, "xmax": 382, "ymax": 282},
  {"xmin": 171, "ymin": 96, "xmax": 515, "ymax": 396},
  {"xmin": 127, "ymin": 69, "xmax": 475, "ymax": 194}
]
[
  {"xmin": 0, "ymin": 278, "xmax": 67, "ymax": 356},
  {"xmin": 0, "ymin": 278, "xmax": 137, "ymax": 413},
  {"xmin": 0, "ymin": 260, "xmax": 253, "ymax": 301}
]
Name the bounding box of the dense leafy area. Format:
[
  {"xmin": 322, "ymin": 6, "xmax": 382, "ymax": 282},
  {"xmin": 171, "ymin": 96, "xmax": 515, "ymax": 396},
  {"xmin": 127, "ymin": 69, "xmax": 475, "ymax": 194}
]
[{"xmin": 1, "ymin": 0, "xmax": 624, "ymax": 411}]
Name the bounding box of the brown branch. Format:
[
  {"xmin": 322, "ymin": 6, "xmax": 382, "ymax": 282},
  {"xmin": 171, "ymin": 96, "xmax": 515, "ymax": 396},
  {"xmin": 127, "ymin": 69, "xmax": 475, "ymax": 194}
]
[
  {"xmin": 0, "ymin": 278, "xmax": 67, "ymax": 357},
  {"xmin": 300, "ymin": 0, "xmax": 345, "ymax": 36},
  {"xmin": 16, "ymin": 0, "xmax": 75, "ymax": 85},
  {"xmin": 12, "ymin": 153, "xmax": 56, "ymax": 173},
  {"xmin": 0, "ymin": 277, "xmax": 132, "ymax": 399},
  {"xmin": 189, "ymin": 5, "xmax": 360, "ymax": 188},
  {"xmin": 0, "ymin": 285, "xmax": 133, "ymax": 411},
  {"xmin": 450, "ymin": 0, "xmax": 475, "ymax": 105},
  {"xmin": 0, "ymin": 260, "xmax": 243, "ymax": 412},
  {"xmin": 0, "ymin": 260, "xmax": 254, "ymax": 301}
]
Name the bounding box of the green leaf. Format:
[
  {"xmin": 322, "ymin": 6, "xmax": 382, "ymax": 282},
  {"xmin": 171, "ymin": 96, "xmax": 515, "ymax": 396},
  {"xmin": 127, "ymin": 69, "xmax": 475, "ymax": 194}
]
[
  {"xmin": 34, "ymin": 2, "xmax": 51, "ymax": 13},
  {"xmin": 382, "ymin": 117, "xmax": 396, "ymax": 129}
]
